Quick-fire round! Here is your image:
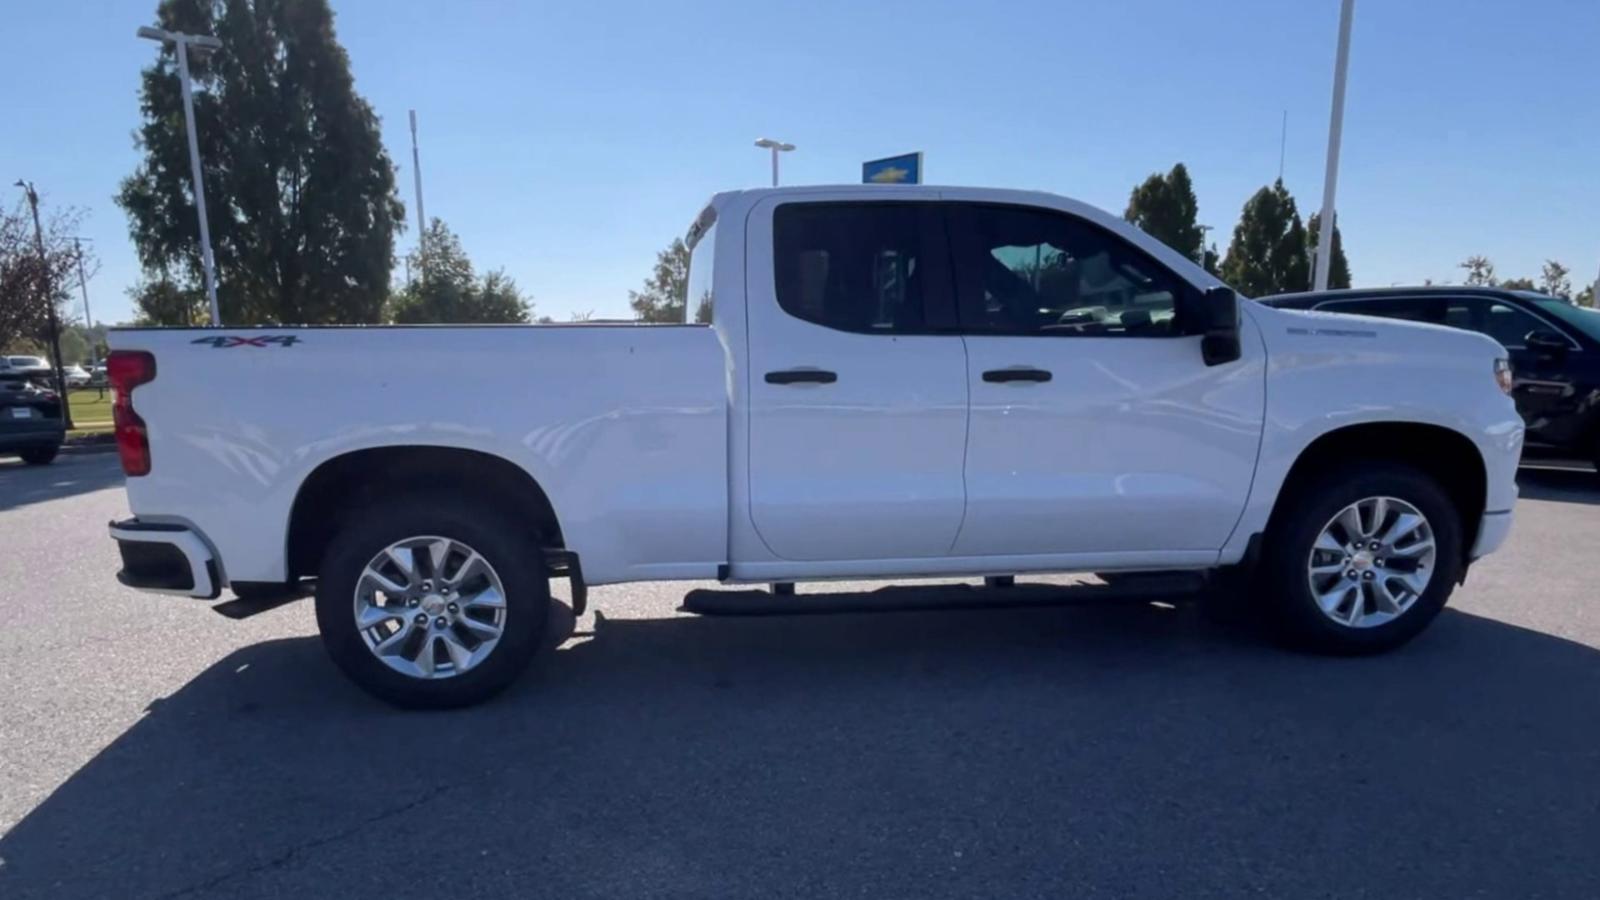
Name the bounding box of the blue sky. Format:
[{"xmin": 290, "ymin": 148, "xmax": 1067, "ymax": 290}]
[{"xmin": 6, "ymin": 0, "xmax": 1599, "ymax": 323}]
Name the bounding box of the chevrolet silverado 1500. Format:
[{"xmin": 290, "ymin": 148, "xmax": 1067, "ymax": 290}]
[{"xmin": 106, "ymin": 185, "xmax": 1523, "ymax": 707}]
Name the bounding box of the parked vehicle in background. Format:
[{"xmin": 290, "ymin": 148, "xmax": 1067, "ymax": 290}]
[
  {"xmin": 5, "ymin": 355, "xmax": 51, "ymax": 375},
  {"xmin": 106, "ymin": 185, "xmax": 1523, "ymax": 708},
  {"xmin": 1260, "ymin": 287, "xmax": 1600, "ymax": 473},
  {"xmin": 89, "ymin": 364, "xmax": 108, "ymax": 387},
  {"xmin": 62, "ymin": 365, "xmax": 91, "ymax": 388},
  {"xmin": 0, "ymin": 371, "xmax": 65, "ymax": 465}
]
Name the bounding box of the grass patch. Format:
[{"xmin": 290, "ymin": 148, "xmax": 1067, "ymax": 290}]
[{"xmin": 67, "ymin": 388, "xmax": 114, "ymax": 430}]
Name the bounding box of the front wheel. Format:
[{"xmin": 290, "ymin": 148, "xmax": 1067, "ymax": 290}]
[
  {"xmin": 1260, "ymin": 462, "xmax": 1463, "ymax": 654},
  {"xmin": 314, "ymin": 494, "xmax": 551, "ymax": 709}
]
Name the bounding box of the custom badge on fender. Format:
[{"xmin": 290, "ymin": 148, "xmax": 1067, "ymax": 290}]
[{"xmin": 190, "ymin": 335, "xmax": 301, "ymax": 348}]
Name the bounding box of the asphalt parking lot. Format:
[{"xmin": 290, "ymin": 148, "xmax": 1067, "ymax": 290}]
[{"xmin": 2, "ymin": 453, "xmax": 1598, "ymax": 898}]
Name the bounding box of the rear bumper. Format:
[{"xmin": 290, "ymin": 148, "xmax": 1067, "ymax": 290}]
[
  {"xmin": 109, "ymin": 518, "xmax": 220, "ymax": 599},
  {"xmin": 0, "ymin": 424, "xmax": 65, "ymax": 451},
  {"xmin": 1471, "ymin": 510, "xmax": 1514, "ymax": 560}
]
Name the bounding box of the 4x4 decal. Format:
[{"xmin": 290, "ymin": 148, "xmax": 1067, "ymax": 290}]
[{"xmin": 191, "ymin": 335, "xmax": 301, "ymax": 348}]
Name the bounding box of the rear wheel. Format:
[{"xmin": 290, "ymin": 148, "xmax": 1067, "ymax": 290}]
[
  {"xmin": 314, "ymin": 494, "xmax": 550, "ymax": 708},
  {"xmin": 19, "ymin": 445, "xmax": 59, "ymax": 465},
  {"xmin": 1260, "ymin": 462, "xmax": 1462, "ymax": 654}
]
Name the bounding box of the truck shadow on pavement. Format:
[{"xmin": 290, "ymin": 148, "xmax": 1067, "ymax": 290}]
[{"xmin": 4, "ymin": 593, "xmax": 1599, "ymax": 898}]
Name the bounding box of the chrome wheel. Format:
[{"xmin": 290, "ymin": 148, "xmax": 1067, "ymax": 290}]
[
  {"xmin": 1307, "ymin": 496, "xmax": 1436, "ymax": 629},
  {"xmin": 352, "ymin": 536, "xmax": 507, "ymax": 679}
]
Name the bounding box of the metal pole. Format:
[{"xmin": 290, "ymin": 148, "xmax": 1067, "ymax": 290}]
[
  {"xmin": 175, "ymin": 38, "xmax": 221, "ymax": 325},
  {"xmin": 770, "ymin": 147, "xmax": 779, "ymax": 187},
  {"xmin": 410, "ymin": 110, "xmax": 427, "ymax": 262},
  {"xmin": 1314, "ymin": 0, "xmax": 1355, "ymax": 293},
  {"xmin": 74, "ymin": 239, "xmax": 94, "ymax": 363},
  {"xmin": 1278, "ymin": 110, "xmax": 1288, "ymax": 182},
  {"xmin": 17, "ymin": 183, "xmax": 73, "ymax": 428}
]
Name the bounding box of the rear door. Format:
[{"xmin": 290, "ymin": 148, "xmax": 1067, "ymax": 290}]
[
  {"xmin": 943, "ymin": 201, "xmax": 1263, "ymax": 558},
  {"xmin": 743, "ymin": 197, "xmax": 969, "ymax": 561}
]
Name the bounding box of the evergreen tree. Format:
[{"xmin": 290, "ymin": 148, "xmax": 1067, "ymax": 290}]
[
  {"xmin": 390, "ymin": 219, "xmax": 531, "ymax": 323},
  {"xmin": 1219, "ymin": 180, "xmax": 1309, "ymax": 296},
  {"xmin": 1305, "ymin": 212, "xmax": 1351, "ymax": 289},
  {"xmin": 1124, "ymin": 163, "xmax": 1203, "ymax": 261}
]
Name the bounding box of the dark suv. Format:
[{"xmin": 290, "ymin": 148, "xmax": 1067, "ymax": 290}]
[
  {"xmin": 1260, "ymin": 286, "xmax": 1600, "ymax": 472},
  {"xmin": 0, "ymin": 370, "xmax": 65, "ymax": 465}
]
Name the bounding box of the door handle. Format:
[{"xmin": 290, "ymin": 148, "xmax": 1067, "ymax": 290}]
[
  {"xmin": 982, "ymin": 367, "xmax": 1052, "ymax": 383},
  {"xmin": 765, "ymin": 369, "xmax": 838, "ymax": 385}
]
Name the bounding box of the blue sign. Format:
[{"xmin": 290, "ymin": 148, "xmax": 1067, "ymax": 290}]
[{"xmin": 862, "ymin": 152, "xmax": 923, "ymax": 185}]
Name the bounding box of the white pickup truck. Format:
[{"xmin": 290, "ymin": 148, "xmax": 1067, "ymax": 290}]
[{"xmin": 106, "ymin": 185, "xmax": 1523, "ymax": 707}]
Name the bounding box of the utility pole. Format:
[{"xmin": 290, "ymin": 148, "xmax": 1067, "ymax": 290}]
[
  {"xmin": 1313, "ymin": 0, "xmax": 1356, "ymax": 293},
  {"xmin": 409, "ymin": 110, "xmax": 427, "ymax": 271},
  {"xmin": 14, "ymin": 180, "xmax": 74, "ymax": 429},
  {"xmin": 72, "ymin": 238, "xmax": 95, "ymax": 359}
]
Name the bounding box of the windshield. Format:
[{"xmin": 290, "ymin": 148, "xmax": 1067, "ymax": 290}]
[
  {"xmin": 1521, "ymin": 294, "xmax": 1600, "ymax": 343},
  {"xmin": 8, "ymin": 356, "xmax": 46, "ymax": 367}
]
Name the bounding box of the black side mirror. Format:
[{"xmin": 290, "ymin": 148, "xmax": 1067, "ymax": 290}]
[
  {"xmin": 1196, "ymin": 286, "xmax": 1241, "ymax": 366},
  {"xmin": 1524, "ymin": 329, "xmax": 1568, "ymax": 355}
]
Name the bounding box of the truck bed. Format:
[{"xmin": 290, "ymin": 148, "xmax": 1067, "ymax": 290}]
[{"xmin": 107, "ymin": 324, "xmax": 729, "ymax": 585}]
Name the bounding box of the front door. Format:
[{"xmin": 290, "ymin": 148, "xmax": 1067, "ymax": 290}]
[
  {"xmin": 744, "ymin": 198, "xmax": 969, "ymax": 561},
  {"xmin": 942, "ymin": 202, "xmax": 1264, "ymax": 557}
]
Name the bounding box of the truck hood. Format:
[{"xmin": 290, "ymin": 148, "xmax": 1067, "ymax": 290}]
[{"xmin": 1246, "ymin": 301, "xmax": 1508, "ymax": 363}]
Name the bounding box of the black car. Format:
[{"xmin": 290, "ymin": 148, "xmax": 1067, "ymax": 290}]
[
  {"xmin": 1259, "ymin": 286, "xmax": 1600, "ymax": 471},
  {"xmin": 0, "ymin": 370, "xmax": 65, "ymax": 465}
]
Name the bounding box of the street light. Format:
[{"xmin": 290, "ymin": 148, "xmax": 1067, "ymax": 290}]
[
  {"xmin": 754, "ymin": 138, "xmax": 795, "ymax": 187},
  {"xmin": 137, "ymin": 24, "xmax": 223, "ymax": 325},
  {"xmin": 1313, "ymin": 0, "xmax": 1356, "ymax": 292}
]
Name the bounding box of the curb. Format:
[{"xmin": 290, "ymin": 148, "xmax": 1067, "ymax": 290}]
[{"xmin": 62, "ymin": 439, "xmax": 118, "ymax": 456}]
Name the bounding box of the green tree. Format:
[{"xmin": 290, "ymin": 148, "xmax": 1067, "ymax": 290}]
[
  {"xmin": 390, "ymin": 219, "xmax": 531, "ymax": 324},
  {"xmin": 1539, "ymin": 259, "xmax": 1572, "ymax": 299},
  {"xmin": 1459, "ymin": 255, "xmax": 1496, "ymax": 286},
  {"xmin": 118, "ymin": 0, "xmax": 403, "ymax": 325},
  {"xmin": 129, "ymin": 274, "xmax": 207, "ymax": 326},
  {"xmin": 1, "ymin": 201, "xmax": 82, "ymax": 350},
  {"xmin": 1124, "ymin": 163, "xmax": 1203, "ymax": 261},
  {"xmin": 1219, "ymin": 179, "xmax": 1309, "ymax": 296},
  {"xmin": 1498, "ymin": 276, "xmax": 1536, "ymax": 291},
  {"xmin": 1575, "ymin": 284, "xmax": 1595, "ymax": 308},
  {"xmin": 1305, "ymin": 212, "xmax": 1351, "ymax": 289},
  {"xmin": 629, "ymin": 238, "xmax": 711, "ymax": 323}
]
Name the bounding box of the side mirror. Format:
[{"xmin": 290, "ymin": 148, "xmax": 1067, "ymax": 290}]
[
  {"xmin": 1524, "ymin": 329, "xmax": 1568, "ymax": 355},
  {"xmin": 1196, "ymin": 286, "xmax": 1241, "ymax": 366}
]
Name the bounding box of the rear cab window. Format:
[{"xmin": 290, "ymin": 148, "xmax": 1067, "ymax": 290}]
[{"xmin": 772, "ymin": 203, "xmax": 944, "ymax": 334}]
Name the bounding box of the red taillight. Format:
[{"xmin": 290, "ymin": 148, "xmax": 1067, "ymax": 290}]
[{"xmin": 107, "ymin": 350, "xmax": 157, "ymax": 476}]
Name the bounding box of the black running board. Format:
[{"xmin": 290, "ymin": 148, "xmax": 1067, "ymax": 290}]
[{"xmin": 681, "ymin": 573, "xmax": 1207, "ymax": 617}]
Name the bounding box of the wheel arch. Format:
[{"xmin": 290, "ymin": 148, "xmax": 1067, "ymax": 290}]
[
  {"xmin": 285, "ymin": 446, "xmax": 565, "ymax": 580},
  {"xmin": 1267, "ymin": 421, "xmax": 1488, "ymax": 560}
]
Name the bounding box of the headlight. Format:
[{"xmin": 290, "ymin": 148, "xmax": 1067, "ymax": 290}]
[{"xmin": 1493, "ymin": 358, "xmax": 1514, "ymax": 394}]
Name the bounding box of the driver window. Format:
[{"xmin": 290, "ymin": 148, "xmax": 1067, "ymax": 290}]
[{"xmin": 947, "ymin": 203, "xmax": 1184, "ymax": 336}]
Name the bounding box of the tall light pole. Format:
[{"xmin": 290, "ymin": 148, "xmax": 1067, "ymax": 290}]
[
  {"xmin": 13, "ymin": 181, "xmax": 73, "ymax": 428},
  {"xmin": 754, "ymin": 138, "xmax": 795, "ymax": 187},
  {"xmin": 1313, "ymin": 0, "xmax": 1355, "ymax": 292},
  {"xmin": 409, "ymin": 110, "xmax": 427, "ymax": 270},
  {"xmin": 137, "ymin": 25, "xmax": 223, "ymax": 325}
]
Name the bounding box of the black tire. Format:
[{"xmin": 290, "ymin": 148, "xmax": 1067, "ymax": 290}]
[
  {"xmin": 314, "ymin": 493, "xmax": 551, "ymax": 709},
  {"xmin": 19, "ymin": 445, "xmax": 59, "ymax": 465},
  {"xmin": 1260, "ymin": 461, "xmax": 1463, "ymax": 654}
]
